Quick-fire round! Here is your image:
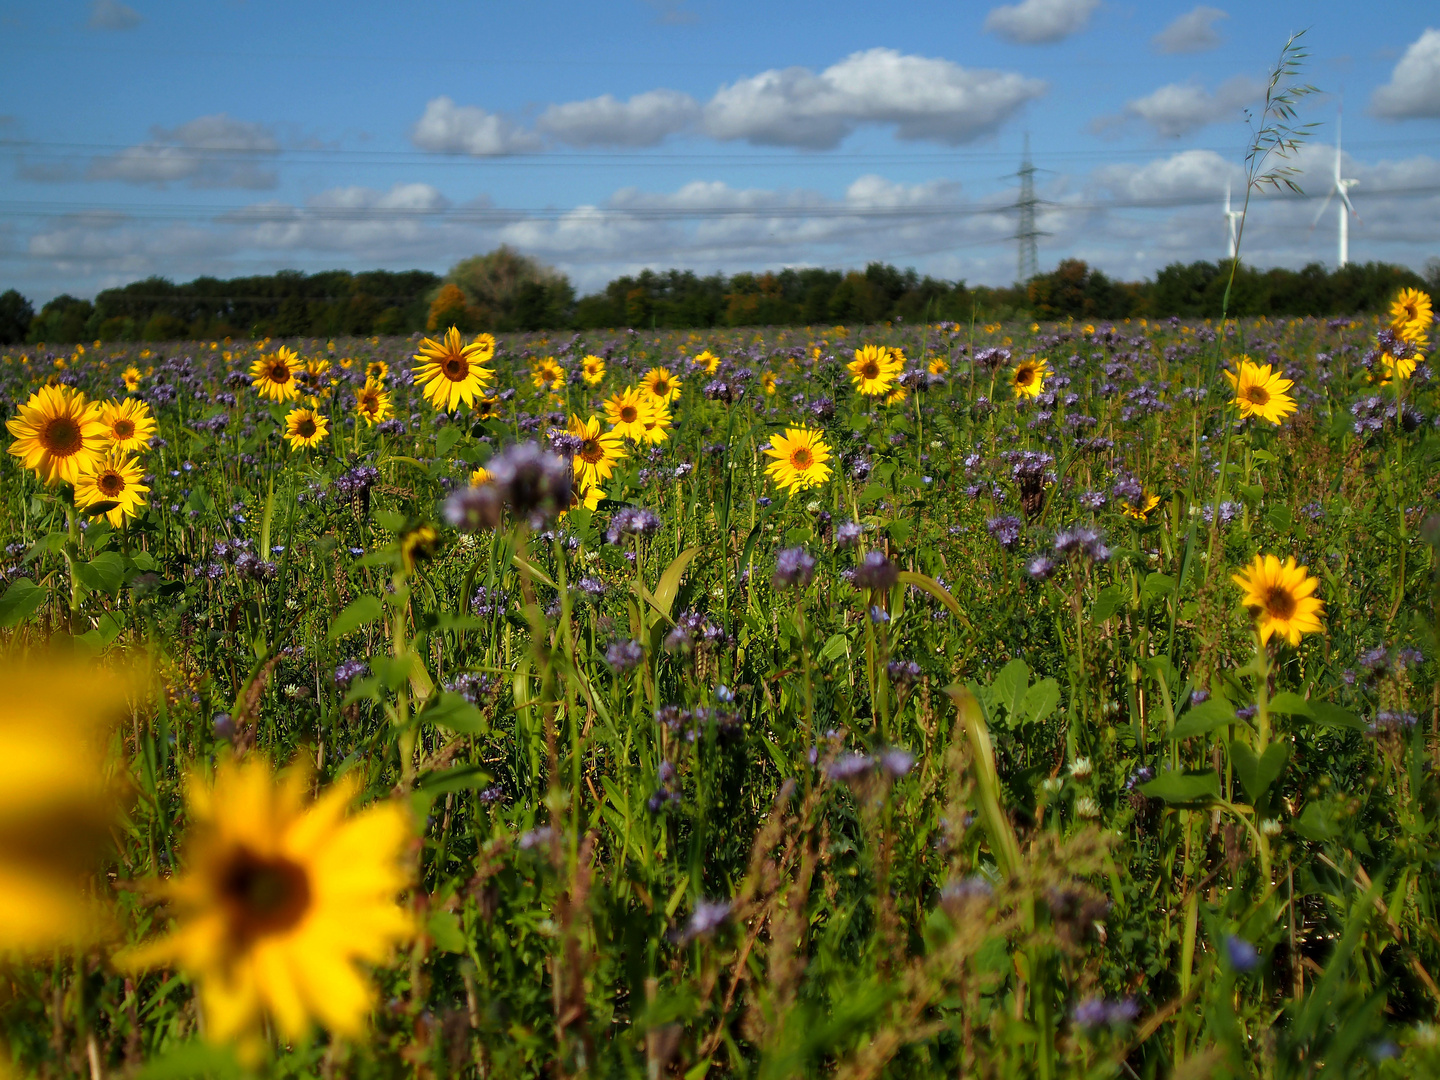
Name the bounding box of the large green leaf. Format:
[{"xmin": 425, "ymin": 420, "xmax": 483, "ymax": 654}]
[
  {"xmin": 1170, "ymin": 696, "xmax": 1237, "ymax": 740},
  {"xmin": 422, "ymin": 691, "xmax": 487, "ymax": 734},
  {"xmin": 990, "ymin": 658, "xmax": 1030, "ymax": 724},
  {"xmin": 328, "ymin": 594, "xmax": 383, "ymax": 641},
  {"xmin": 1231, "ymin": 738, "xmax": 1290, "ymax": 804},
  {"xmin": 0, "ymin": 578, "xmax": 47, "ymax": 628},
  {"xmin": 73, "ymin": 551, "xmax": 126, "ymax": 596},
  {"xmin": 1139, "ymin": 769, "xmax": 1220, "ymax": 806}
]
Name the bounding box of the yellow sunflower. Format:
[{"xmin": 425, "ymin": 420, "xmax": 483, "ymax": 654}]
[
  {"xmin": 569, "ymin": 413, "xmax": 626, "ymax": 489},
  {"xmin": 354, "ymin": 380, "xmax": 392, "ymax": 427},
  {"xmin": 1231, "ymin": 554, "xmax": 1324, "ymax": 647},
  {"xmin": 469, "ymin": 466, "xmax": 492, "ymax": 487},
  {"xmin": 283, "ymin": 408, "xmax": 329, "ymax": 452},
  {"xmin": 121, "ymin": 366, "xmax": 142, "ymax": 392},
  {"xmin": 75, "ymin": 454, "xmax": 148, "ymax": 526},
  {"xmin": 692, "ymin": 350, "xmax": 720, "ymax": 374},
  {"xmin": 927, "ymin": 356, "xmax": 949, "ymax": 376},
  {"xmin": 581, "ymin": 354, "xmax": 607, "ymax": 385},
  {"xmin": 604, "ymin": 387, "xmax": 654, "ymax": 441},
  {"xmin": 98, "ymin": 397, "xmax": 157, "ymax": 453},
  {"xmin": 848, "ymin": 345, "xmax": 901, "ymax": 398},
  {"xmin": 764, "ymin": 427, "xmax": 832, "ymax": 495},
  {"xmin": 1224, "ymin": 357, "xmax": 1296, "ymax": 425},
  {"xmin": 120, "ymin": 757, "xmax": 412, "ymax": 1052},
  {"xmin": 563, "ymin": 483, "xmax": 605, "ymax": 516},
  {"xmin": 5, "ymin": 384, "xmax": 107, "ymax": 485},
  {"xmin": 1390, "ymin": 288, "xmax": 1433, "ymax": 345},
  {"xmin": 531, "ymin": 357, "xmax": 567, "ymax": 394},
  {"xmin": 365, "ymin": 360, "xmax": 389, "ymax": 383},
  {"xmin": 640, "ymin": 366, "xmax": 682, "ymax": 404},
  {"xmin": 474, "ymin": 393, "xmax": 503, "ymax": 420},
  {"xmin": 1121, "ymin": 493, "xmax": 1161, "ymax": 521},
  {"xmin": 469, "ymin": 332, "xmax": 497, "ymax": 363},
  {"xmin": 413, "ymin": 327, "xmax": 494, "ymax": 411},
  {"xmin": 400, "ymin": 524, "xmax": 440, "ymax": 574},
  {"xmin": 0, "ymin": 658, "xmax": 132, "ymax": 954},
  {"xmin": 249, "ymin": 346, "xmax": 302, "ymax": 403},
  {"xmin": 1010, "ymin": 357, "xmax": 1051, "ymax": 398},
  {"xmin": 1378, "ymin": 349, "xmax": 1420, "ymax": 384},
  {"xmin": 641, "ymin": 399, "xmax": 673, "ymax": 445},
  {"xmin": 760, "ymin": 372, "xmax": 778, "ymax": 396},
  {"xmin": 883, "ymin": 385, "xmax": 908, "ymax": 406}
]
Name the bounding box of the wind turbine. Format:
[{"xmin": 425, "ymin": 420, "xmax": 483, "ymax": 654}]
[
  {"xmin": 1223, "ymin": 180, "xmax": 1242, "ymax": 260},
  {"xmin": 1312, "ymin": 112, "xmax": 1358, "ymax": 267}
]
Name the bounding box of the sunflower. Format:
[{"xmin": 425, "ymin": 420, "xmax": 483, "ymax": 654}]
[
  {"xmin": 469, "ymin": 466, "xmax": 492, "ymax": 487},
  {"xmin": 764, "ymin": 427, "xmax": 832, "ymax": 495},
  {"xmin": 283, "ymin": 408, "xmax": 329, "ymax": 452},
  {"xmin": 474, "ymin": 393, "xmax": 503, "ymax": 420},
  {"xmin": 354, "ymin": 380, "xmax": 392, "ymax": 427},
  {"xmin": 120, "ymin": 757, "xmax": 412, "ymax": 1052},
  {"xmin": 927, "ymin": 356, "xmax": 949, "ymax": 376},
  {"xmin": 640, "ymin": 399, "xmax": 672, "ymax": 445},
  {"xmin": 1390, "ymin": 288, "xmax": 1433, "ymax": 344},
  {"xmin": 604, "ymin": 387, "xmax": 654, "ymax": 441},
  {"xmin": 0, "ymin": 659, "xmax": 131, "ymax": 954},
  {"xmin": 848, "ymin": 345, "xmax": 901, "ymax": 398},
  {"xmin": 692, "ymin": 350, "xmax": 720, "ymax": 374},
  {"xmin": 640, "ymin": 366, "xmax": 682, "ymax": 404},
  {"xmin": 1231, "ymin": 554, "xmax": 1324, "ymax": 647},
  {"xmin": 469, "ymin": 332, "xmax": 497, "ymax": 363},
  {"xmin": 365, "ymin": 360, "xmax": 389, "ymax": 383},
  {"xmin": 568, "ymin": 413, "xmax": 626, "ymax": 489},
  {"xmin": 121, "ymin": 366, "xmax": 142, "ymax": 392},
  {"xmin": 75, "ymin": 454, "xmax": 148, "ymax": 526},
  {"xmin": 1224, "ymin": 357, "xmax": 1296, "ymax": 424},
  {"xmin": 98, "ymin": 397, "xmax": 157, "ymax": 453},
  {"xmin": 249, "ymin": 346, "xmax": 302, "ymax": 403},
  {"xmin": 1378, "ymin": 349, "xmax": 1419, "ymax": 384},
  {"xmin": 1010, "ymin": 357, "xmax": 1051, "ymax": 398},
  {"xmin": 413, "ymin": 327, "xmax": 494, "ymax": 411},
  {"xmin": 760, "ymin": 372, "xmax": 778, "ymax": 396},
  {"xmin": 5, "ymin": 384, "xmax": 107, "ymax": 485},
  {"xmin": 1121, "ymin": 492, "xmax": 1161, "ymax": 521},
  {"xmin": 400, "ymin": 524, "xmax": 440, "ymax": 574},
  {"xmin": 305, "ymin": 357, "xmax": 331, "ymax": 381},
  {"xmin": 581, "ymin": 354, "xmax": 607, "ymax": 386},
  {"xmin": 531, "ymin": 357, "xmax": 567, "ymax": 394},
  {"xmin": 883, "ymin": 385, "xmax": 909, "ymax": 406},
  {"xmin": 563, "ymin": 483, "xmax": 605, "ymax": 516}
]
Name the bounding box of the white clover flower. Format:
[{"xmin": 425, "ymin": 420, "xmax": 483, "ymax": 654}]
[
  {"xmin": 1260, "ymin": 818, "xmax": 1283, "ymax": 836},
  {"xmin": 1075, "ymin": 796, "xmax": 1100, "ymax": 819},
  {"xmin": 1069, "ymin": 757, "xmax": 1092, "ymax": 780}
]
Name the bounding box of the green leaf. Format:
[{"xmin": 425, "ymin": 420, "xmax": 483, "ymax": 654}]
[
  {"xmin": 1305, "ymin": 701, "xmax": 1364, "ymax": 731},
  {"xmin": 416, "ymin": 763, "xmax": 492, "ymax": 798},
  {"xmin": 76, "ymin": 612, "xmax": 126, "ymax": 651},
  {"xmin": 895, "ymin": 570, "xmax": 964, "ymax": 621},
  {"xmin": 1091, "ymin": 583, "xmax": 1127, "ymax": 623},
  {"xmin": 434, "ymin": 424, "xmax": 461, "ymax": 458},
  {"xmin": 1170, "ymin": 697, "xmax": 1237, "ymax": 740},
  {"xmin": 0, "ymin": 578, "xmax": 48, "ymax": 628},
  {"xmin": 886, "ymin": 518, "xmax": 913, "ymax": 548},
  {"xmin": 1265, "ymin": 505, "xmax": 1293, "ymax": 532},
  {"xmin": 1021, "ymin": 678, "xmax": 1060, "ymax": 726},
  {"xmin": 1231, "ymin": 738, "xmax": 1290, "ymax": 803},
  {"xmin": 652, "ymin": 546, "xmax": 701, "ymax": 620},
  {"xmin": 1141, "ymin": 572, "xmax": 1176, "ymax": 605},
  {"xmin": 328, "ymin": 594, "xmax": 383, "ymax": 641},
  {"xmin": 858, "ymin": 481, "xmax": 887, "ymax": 505},
  {"xmin": 990, "ymin": 658, "xmax": 1030, "ymax": 724},
  {"xmin": 136, "ymin": 1040, "xmax": 242, "ymax": 1080},
  {"xmin": 1139, "ymin": 769, "xmax": 1220, "ymax": 806},
  {"xmin": 1292, "ymin": 799, "xmax": 1343, "ymax": 842},
  {"xmin": 422, "ymin": 691, "xmax": 487, "ymax": 734},
  {"xmin": 1267, "ymin": 691, "xmax": 1313, "ymax": 716},
  {"xmin": 819, "ymin": 632, "xmax": 850, "ymax": 663},
  {"xmin": 427, "ymin": 910, "xmax": 467, "ymax": 954},
  {"xmin": 73, "ymin": 551, "xmax": 126, "ymax": 596}
]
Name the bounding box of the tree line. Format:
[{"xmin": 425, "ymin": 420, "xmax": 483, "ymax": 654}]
[{"xmin": 3, "ymin": 247, "xmax": 1437, "ymax": 345}]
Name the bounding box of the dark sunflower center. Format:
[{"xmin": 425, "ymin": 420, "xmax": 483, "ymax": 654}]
[
  {"xmin": 297, "ymin": 418, "xmax": 317, "ymax": 438},
  {"xmin": 620, "ymin": 405, "xmax": 638, "ymax": 423},
  {"xmin": 98, "ymin": 472, "xmax": 124, "ymax": 496},
  {"xmin": 269, "ymin": 363, "xmax": 290, "ymax": 382},
  {"xmin": 1262, "ymin": 584, "xmax": 1296, "ymax": 621},
  {"xmin": 654, "ymin": 380, "xmax": 669, "ymax": 394},
  {"xmin": 791, "ymin": 447, "xmax": 813, "ymax": 469},
  {"xmin": 1244, "ymin": 385, "xmax": 1270, "ymax": 406},
  {"xmin": 442, "ymin": 355, "xmax": 468, "ymax": 381},
  {"xmin": 218, "ymin": 846, "xmax": 312, "ymax": 940},
  {"xmin": 861, "ymin": 361, "xmax": 879, "ymax": 379},
  {"xmin": 113, "ymin": 419, "xmax": 135, "ymax": 439},
  {"xmin": 42, "ymin": 417, "xmax": 83, "ymax": 456},
  {"xmin": 581, "ymin": 439, "xmax": 603, "ymax": 463},
  {"xmin": 1016, "ymin": 366, "xmax": 1035, "ymax": 387}
]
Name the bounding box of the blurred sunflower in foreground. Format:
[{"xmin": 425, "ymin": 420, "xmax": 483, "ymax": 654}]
[
  {"xmin": 0, "ymin": 659, "xmax": 131, "ymax": 954},
  {"xmin": 121, "ymin": 757, "xmax": 412, "ymax": 1055}
]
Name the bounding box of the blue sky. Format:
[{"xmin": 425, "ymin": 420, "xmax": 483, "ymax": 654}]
[{"xmin": 2, "ymin": 0, "xmax": 1438, "ymax": 302}]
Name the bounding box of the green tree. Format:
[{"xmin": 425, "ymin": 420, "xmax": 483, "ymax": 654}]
[{"xmin": 0, "ymin": 289, "xmax": 34, "ymax": 345}]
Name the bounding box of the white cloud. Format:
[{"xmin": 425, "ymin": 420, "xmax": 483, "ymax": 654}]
[
  {"xmin": 1118, "ymin": 75, "xmax": 1262, "ymax": 138},
  {"xmin": 410, "ymin": 97, "xmax": 542, "ymax": 156},
  {"xmin": 87, "ymin": 114, "xmax": 280, "ymax": 188},
  {"xmin": 87, "ymin": 0, "xmax": 142, "ymax": 31},
  {"xmin": 1371, "ymin": 28, "xmax": 1440, "ymax": 119},
  {"xmin": 1152, "ymin": 6, "xmax": 1227, "ymax": 54},
  {"xmin": 537, "ymin": 89, "xmax": 700, "ymax": 147},
  {"xmin": 1092, "ymin": 149, "xmax": 1242, "ymax": 204},
  {"xmin": 703, "ymin": 47, "xmax": 1045, "ymax": 149},
  {"xmin": 983, "ymin": 0, "xmax": 1098, "ymax": 45}
]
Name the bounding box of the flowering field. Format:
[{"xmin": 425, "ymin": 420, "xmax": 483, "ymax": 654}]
[{"xmin": 0, "ymin": 295, "xmax": 1437, "ymax": 1079}]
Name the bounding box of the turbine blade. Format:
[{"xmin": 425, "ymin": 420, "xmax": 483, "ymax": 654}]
[{"xmin": 1311, "ymin": 188, "xmax": 1334, "ymax": 228}]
